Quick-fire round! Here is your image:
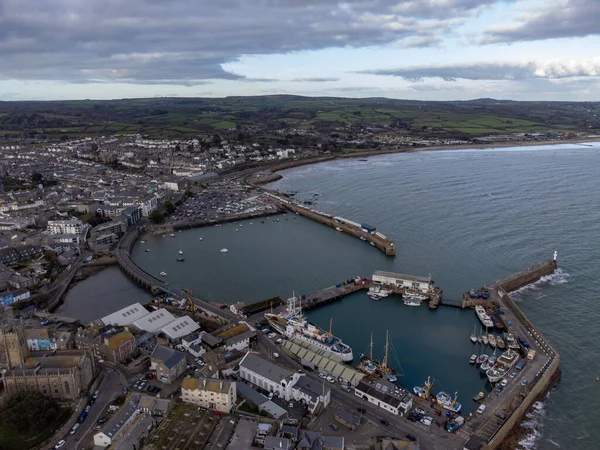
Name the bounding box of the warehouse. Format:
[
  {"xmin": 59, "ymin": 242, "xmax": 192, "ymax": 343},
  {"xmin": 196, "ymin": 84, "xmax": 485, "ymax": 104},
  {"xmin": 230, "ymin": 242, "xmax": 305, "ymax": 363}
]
[
  {"xmin": 372, "ymin": 270, "xmax": 433, "ymax": 294},
  {"xmin": 161, "ymin": 316, "xmax": 200, "ymax": 340},
  {"xmin": 100, "ymin": 303, "xmax": 149, "ymax": 327},
  {"xmin": 131, "ymin": 309, "xmax": 176, "ymax": 333}
]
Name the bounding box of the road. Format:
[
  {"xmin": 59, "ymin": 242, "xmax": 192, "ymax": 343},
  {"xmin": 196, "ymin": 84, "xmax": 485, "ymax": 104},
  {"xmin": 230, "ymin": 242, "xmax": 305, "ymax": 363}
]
[{"xmin": 45, "ymin": 366, "xmax": 128, "ymax": 450}]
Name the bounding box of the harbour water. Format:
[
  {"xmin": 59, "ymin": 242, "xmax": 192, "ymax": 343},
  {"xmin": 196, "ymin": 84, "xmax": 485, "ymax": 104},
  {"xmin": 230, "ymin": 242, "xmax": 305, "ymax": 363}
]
[{"xmin": 59, "ymin": 142, "xmax": 600, "ymax": 448}]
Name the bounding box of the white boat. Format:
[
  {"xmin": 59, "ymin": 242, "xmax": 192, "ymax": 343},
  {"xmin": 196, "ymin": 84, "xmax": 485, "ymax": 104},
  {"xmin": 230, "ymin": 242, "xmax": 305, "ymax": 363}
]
[
  {"xmin": 360, "ymin": 237, "xmax": 367, "ymax": 241},
  {"xmin": 169, "ymin": 233, "xmax": 175, "ymax": 237},
  {"xmin": 404, "ymin": 297, "xmax": 422, "ymax": 307},
  {"xmin": 199, "ymin": 237, "xmax": 203, "ymax": 241},
  {"xmin": 235, "ymin": 228, "xmax": 239, "ymax": 232},
  {"xmin": 486, "ymin": 349, "xmax": 520, "ymax": 383},
  {"xmin": 335, "ymin": 227, "xmax": 343, "ymax": 232},
  {"xmin": 469, "ymin": 354, "xmax": 477, "ymax": 364},
  {"xmin": 145, "ymin": 249, "xmax": 150, "ymax": 252},
  {"xmin": 475, "ymin": 305, "xmax": 494, "ymax": 328},
  {"xmin": 265, "ymin": 296, "xmax": 353, "ymax": 362},
  {"xmin": 178, "ymin": 250, "xmax": 183, "ymax": 255},
  {"xmin": 220, "ymin": 248, "xmax": 229, "ymax": 253},
  {"xmin": 436, "ymin": 391, "xmax": 462, "ymax": 413},
  {"xmin": 140, "ymin": 240, "xmax": 145, "ymax": 244},
  {"xmin": 159, "ymin": 271, "xmax": 167, "ymax": 276},
  {"xmin": 488, "ymin": 334, "xmax": 497, "ymax": 347},
  {"xmin": 470, "ymin": 325, "xmax": 478, "ymax": 344},
  {"xmin": 482, "ymin": 334, "xmax": 489, "ymax": 345},
  {"xmin": 370, "ymin": 242, "xmax": 376, "ymax": 246}
]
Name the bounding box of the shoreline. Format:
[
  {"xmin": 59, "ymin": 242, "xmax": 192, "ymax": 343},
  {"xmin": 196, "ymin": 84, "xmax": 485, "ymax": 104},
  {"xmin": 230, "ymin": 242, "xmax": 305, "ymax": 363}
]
[{"xmin": 251, "ymin": 137, "xmax": 599, "ymax": 182}]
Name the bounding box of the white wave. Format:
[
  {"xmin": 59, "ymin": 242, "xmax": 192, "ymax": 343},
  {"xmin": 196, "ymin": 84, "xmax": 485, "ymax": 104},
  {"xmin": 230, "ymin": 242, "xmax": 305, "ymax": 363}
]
[
  {"xmin": 517, "ymin": 392, "xmax": 553, "ymax": 450},
  {"xmin": 510, "ymin": 268, "xmax": 570, "ymax": 301}
]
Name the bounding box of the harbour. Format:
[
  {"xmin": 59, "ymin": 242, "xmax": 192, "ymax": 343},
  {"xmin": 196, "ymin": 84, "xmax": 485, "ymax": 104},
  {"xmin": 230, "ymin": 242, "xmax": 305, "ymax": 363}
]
[{"xmin": 56, "ymin": 144, "xmax": 599, "ymax": 449}]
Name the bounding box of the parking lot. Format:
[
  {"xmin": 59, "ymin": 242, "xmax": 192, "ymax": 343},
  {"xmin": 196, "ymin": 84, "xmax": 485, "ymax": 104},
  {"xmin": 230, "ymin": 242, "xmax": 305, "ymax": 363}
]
[{"xmin": 168, "ymin": 182, "xmax": 279, "ymax": 224}]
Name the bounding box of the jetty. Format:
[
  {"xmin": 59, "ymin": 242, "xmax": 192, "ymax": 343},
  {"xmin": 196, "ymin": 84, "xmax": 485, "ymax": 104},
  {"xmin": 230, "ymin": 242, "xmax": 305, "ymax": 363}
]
[
  {"xmin": 262, "ymin": 191, "xmax": 396, "ymax": 256},
  {"xmin": 301, "ymin": 280, "xmax": 369, "ymax": 310},
  {"xmin": 462, "ymin": 254, "xmax": 561, "ymax": 450}
]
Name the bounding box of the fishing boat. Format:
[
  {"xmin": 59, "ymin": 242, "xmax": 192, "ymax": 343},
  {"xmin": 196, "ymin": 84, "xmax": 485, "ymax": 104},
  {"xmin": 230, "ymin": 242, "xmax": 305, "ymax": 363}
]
[
  {"xmin": 480, "ymin": 360, "xmax": 492, "ymax": 374},
  {"xmin": 469, "ymin": 354, "xmax": 477, "ymax": 364},
  {"xmin": 265, "ymin": 296, "xmax": 354, "ymax": 362},
  {"xmin": 488, "ymin": 334, "xmax": 497, "ymax": 348},
  {"xmin": 380, "ymin": 331, "xmax": 398, "ymax": 382},
  {"xmin": 403, "ymin": 297, "xmax": 422, "ymax": 307},
  {"xmin": 369, "ymin": 294, "xmax": 381, "ymax": 301},
  {"xmin": 413, "ymin": 376, "xmax": 434, "ymax": 399},
  {"xmin": 475, "ymin": 305, "xmax": 494, "ymax": 328},
  {"xmin": 473, "ymin": 392, "xmax": 485, "ymax": 402},
  {"xmin": 496, "ymin": 337, "xmax": 506, "ymax": 349},
  {"xmin": 357, "ymin": 333, "xmax": 379, "ymax": 375},
  {"xmin": 176, "ymin": 257, "xmax": 185, "ymax": 262},
  {"xmin": 470, "ymin": 325, "xmax": 478, "ymax": 344},
  {"xmin": 220, "ymin": 248, "xmax": 229, "ymax": 253},
  {"xmin": 437, "ymin": 391, "xmax": 462, "ymax": 413},
  {"xmin": 476, "ymin": 353, "xmax": 489, "ymax": 365},
  {"xmin": 489, "ymin": 348, "xmax": 498, "ymax": 365},
  {"xmin": 368, "ymin": 285, "xmax": 387, "ymax": 300},
  {"xmin": 159, "ymin": 271, "xmax": 167, "ymax": 276},
  {"xmin": 356, "ymin": 331, "xmax": 400, "ymax": 381},
  {"xmin": 178, "ymin": 250, "xmax": 183, "ymax": 255}
]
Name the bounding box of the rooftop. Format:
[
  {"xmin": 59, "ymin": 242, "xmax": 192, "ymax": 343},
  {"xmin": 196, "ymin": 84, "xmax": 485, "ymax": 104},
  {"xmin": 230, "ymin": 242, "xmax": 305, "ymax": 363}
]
[
  {"xmin": 181, "ymin": 376, "xmax": 233, "ymax": 394},
  {"xmin": 239, "ymin": 352, "xmax": 294, "ymax": 384},
  {"xmin": 101, "ymin": 303, "xmax": 148, "ymax": 327},
  {"xmin": 373, "ymin": 270, "xmax": 431, "ymax": 284}
]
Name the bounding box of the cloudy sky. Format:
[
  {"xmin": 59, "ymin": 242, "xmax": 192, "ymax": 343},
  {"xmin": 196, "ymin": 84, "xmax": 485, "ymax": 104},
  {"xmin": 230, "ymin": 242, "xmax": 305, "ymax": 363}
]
[{"xmin": 1, "ymin": 0, "xmax": 598, "ymax": 101}]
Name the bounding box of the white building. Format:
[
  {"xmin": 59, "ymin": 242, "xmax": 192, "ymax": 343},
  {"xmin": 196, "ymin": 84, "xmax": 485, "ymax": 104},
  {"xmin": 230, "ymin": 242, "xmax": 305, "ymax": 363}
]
[
  {"xmin": 0, "ymin": 216, "xmax": 36, "ymax": 231},
  {"xmin": 354, "ymin": 378, "xmax": 412, "ymax": 416},
  {"xmin": 131, "ymin": 309, "xmax": 176, "ymax": 333},
  {"xmin": 181, "ymin": 376, "xmax": 236, "ymax": 413},
  {"xmin": 372, "ymin": 270, "xmax": 433, "ymax": 294},
  {"xmin": 140, "ymin": 196, "xmax": 158, "ymax": 217},
  {"xmin": 100, "ymin": 303, "xmax": 149, "ymax": 327},
  {"xmin": 94, "ymin": 397, "xmax": 141, "ymax": 448},
  {"xmin": 229, "ymin": 301, "xmax": 246, "ymax": 315},
  {"xmin": 161, "ymin": 316, "xmax": 200, "ymax": 340},
  {"xmin": 47, "ymin": 218, "xmax": 84, "ymax": 235},
  {"xmin": 239, "ymin": 352, "xmax": 330, "ymax": 413}
]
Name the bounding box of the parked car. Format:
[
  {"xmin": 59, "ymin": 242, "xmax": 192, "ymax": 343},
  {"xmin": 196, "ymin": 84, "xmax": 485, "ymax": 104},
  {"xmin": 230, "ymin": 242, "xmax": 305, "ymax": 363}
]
[
  {"xmin": 329, "ymin": 423, "xmax": 339, "ymax": 431},
  {"xmin": 326, "ymin": 376, "xmax": 336, "ymax": 383},
  {"xmin": 92, "ymin": 390, "xmax": 100, "ymax": 399},
  {"xmin": 275, "ymin": 339, "xmax": 283, "ymax": 345},
  {"xmin": 379, "ymin": 418, "xmax": 389, "ymax": 426},
  {"xmin": 510, "ymin": 372, "xmax": 517, "ymax": 379},
  {"xmin": 69, "ymin": 423, "xmax": 80, "ymax": 435},
  {"xmin": 146, "ymin": 373, "xmax": 154, "ymax": 379},
  {"xmin": 123, "ymin": 387, "xmax": 128, "ymax": 394},
  {"xmin": 54, "ymin": 440, "xmax": 66, "ymax": 449},
  {"xmin": 319, "ymin": 372, "xmax": 327, "ymax": 379},
  {"xmin": 477, "ymin": 404, "xmax": 486, "ymax": 414},
  {"xmin": 41, "ymin": 320, "xmax": 50, "ymax": 326},
  {"xmin": 495, "ymin": 411, "xmax": 507, "ymax": 419},
  {"xmin": 521, "ymin": 379, "xmax": 528, "ymax": 386},
  {"xmin": 406, "ymin": 434, "xmax": 417, "ymax": 442},
  {"xmin": 273, "ymin": 353, "xmax": 280, "ymax": 358},
  {"xmin": 500, "ymin": 379, "xmax": 508, "ymax": 387},
  {"xmin": 357, "ymin": 407, "xmax": 366, "ymax": 414}
]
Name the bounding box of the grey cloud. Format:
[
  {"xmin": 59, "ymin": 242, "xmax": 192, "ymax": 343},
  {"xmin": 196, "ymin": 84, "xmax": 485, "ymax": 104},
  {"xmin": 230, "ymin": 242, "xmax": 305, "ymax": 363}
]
[
  {"xmin": 482, "ymin": 0, "xmax": 600, "ymax": 43},
  {"xmin": 0, "ymin": 0, "xmax": 504, "ymax": 84},
  {"xmin": 292, "ymin": 77, "xmax": 341, "ymax": 82},
  {"xmin": 361, "ymin": 61, "xmax": 600, "ymax": 81}
]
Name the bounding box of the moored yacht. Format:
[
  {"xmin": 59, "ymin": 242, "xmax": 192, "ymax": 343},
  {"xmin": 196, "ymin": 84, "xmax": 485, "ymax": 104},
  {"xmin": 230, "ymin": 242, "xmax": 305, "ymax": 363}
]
[{"xmin": 475, "ymin": 305, "xmax": 494, "ymax": 328}]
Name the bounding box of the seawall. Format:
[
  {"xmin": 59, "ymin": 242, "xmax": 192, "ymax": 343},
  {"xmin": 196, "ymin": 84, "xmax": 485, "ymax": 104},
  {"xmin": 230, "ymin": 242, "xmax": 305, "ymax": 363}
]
[{"xmin": 496, "ymin": 259, "xmax": 557, "ymax": 293}]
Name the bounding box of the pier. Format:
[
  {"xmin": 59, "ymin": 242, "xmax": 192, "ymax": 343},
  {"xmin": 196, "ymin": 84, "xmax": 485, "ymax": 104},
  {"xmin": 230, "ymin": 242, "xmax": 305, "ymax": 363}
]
[
  {"xmin": 301, "ymin": 280, "xmax": 369, "ymax": 310},
  {"xmin": 461, "ymin": 256, "xmax": 561, "ymax": 450},
  {"xmin": 262, "ymin": 191, "xmax": 396, "ymax": 256}
]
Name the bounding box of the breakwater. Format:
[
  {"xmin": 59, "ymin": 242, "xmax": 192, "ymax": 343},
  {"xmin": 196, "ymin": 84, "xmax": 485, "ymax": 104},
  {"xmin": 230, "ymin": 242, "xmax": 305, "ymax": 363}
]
[{"xmin": 262, "ymin": 191, "xmax": 396, "ymax": 256}]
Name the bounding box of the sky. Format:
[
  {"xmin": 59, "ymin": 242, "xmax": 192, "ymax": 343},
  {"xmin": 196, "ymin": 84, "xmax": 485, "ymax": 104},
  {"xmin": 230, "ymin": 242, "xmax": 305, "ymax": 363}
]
[{"xmin": 0, "ymin": 0, "xmax": 599, "ymax": 101}]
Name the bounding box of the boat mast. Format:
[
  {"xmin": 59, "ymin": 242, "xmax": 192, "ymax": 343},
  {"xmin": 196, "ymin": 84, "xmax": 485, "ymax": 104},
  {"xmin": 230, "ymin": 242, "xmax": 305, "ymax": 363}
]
[
  {"xmin": 369, "ymin": 332, "xmax": 373, "ymax": 361},
  {"xmin": 383, "ymin": 330, "xmax": 390, "ymax": 370},
  {"xmin": 329, "ymin": 318, "xmax": 333, "ymax": 336}
]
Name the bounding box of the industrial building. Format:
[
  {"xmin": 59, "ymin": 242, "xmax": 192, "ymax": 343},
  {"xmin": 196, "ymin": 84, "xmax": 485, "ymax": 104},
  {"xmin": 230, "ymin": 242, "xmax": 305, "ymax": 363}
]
[
  {"xmin": 100, "ymin": 303, "xmax": 149, "ymax": 327},
  {"xmin": 354, "ymin": 377, "xmax": 413, "ymax": 416},
  {"xmin": 372, "ymin": 270, "xmax": 434, "ymax": 294}
]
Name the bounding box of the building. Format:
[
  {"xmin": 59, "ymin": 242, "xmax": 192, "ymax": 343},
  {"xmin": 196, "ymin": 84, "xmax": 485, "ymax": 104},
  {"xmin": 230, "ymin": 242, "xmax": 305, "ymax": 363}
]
[
  {"xmin": 217, "ymin": 323, "xmax": 256, "ymax": 352},
  {"xmin": 161, "ymin": 316, "xmax": 200, "ymax": 340},
  {"xmin": 117, "ymin": 205, "xmax": 142, "ymax": 226},
  {"xmin": 101, "ymin": 331, "xmax": 136, "ymax": 363},
  {"xmin": 94, "ymin": 395, "xmax": 142, "ymax": 448},
  {"xmin": 334, "ymin": 410, "xmax": 361, "ymax": 430},
  {"xmin": 47, "ymin": 218, "xmax": 84, "ymax": 235},
  {"xmin": 181, "ymin": 376, "xmax": 236, "ymax": 413},
  {"xmin": 239, "ymin": 352, "xmax": 330, "ymax": 413},
  {"xmin": 150, "ymin": 345, "xmax": 186, "ymax": 384},
  {"xmin": 25, "ymin": 328, "xmax": 51, "ymax": 351},
  {"xmin": 131, "ymin": 308, "xmax": 176, "ymax": 333},
  {"xmin": 0, "ymin": 246, "xmax": 42, "ymax": 265},
  {"xmin": 354, "ymin": 377, "xmax": 413, "ymax": 416},
  {"xmin": 229, "ymin": 302, "xmax": 246, "ymax": 315},
  {"xmin": 100, "ymin": 303, "xmax": 149, "ymax": 327},
  {"xmin": 91, "ymin": 220, "xmax": 127, "ymax": 238},
  {"xmin": 372, "ymin": 270, "xmax": 433, "ymax": 294},
  {"xmin": 297, "ymin": 430, "xmax": 344, "ymax": 450},
  {"xmin": 1, "ymin": 318, "xmax": 96, "ymax": 402},
  {"xmin": 140, "ymin": 195, "xmax": 158, "ymax": 217},
  {"xmin": 0, "ymin": 216, "xmax": 36, "ymax": 231},
  {"xmin": 0, "ymin": 288, "xmax": 30, "ymax": 306},
  {"xmin": 264, "ymin": 437, "xmax": 293, "ymax": 450},
  {"xmin": 138, "ymin": 395, "xmax": 172, "ymax": 417}
]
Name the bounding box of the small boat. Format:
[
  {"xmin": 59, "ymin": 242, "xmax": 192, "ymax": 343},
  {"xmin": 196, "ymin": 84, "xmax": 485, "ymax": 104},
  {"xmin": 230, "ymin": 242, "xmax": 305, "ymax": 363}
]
[
  {"xmin": 437, "ymin": 391, "xmax": 462, "ymax": 413},
  {"xmin": 220, "ymin": 248, "xmax": 229, "ymax": 253},
  {"xmin": 496, "ymin": 337, "xmax": 506, "ymax": 349},
  {"xmin": 370, "ymin": 294, "xmax": 381, "ymax": 301},
  {"xmin": 360, "ymin": 237, "xmax": 367, "ymax": 241},
  {"xmin": 235, "ymin": 228, "xmax": 239, "ymax": 232},
  {"xmin": 469, "ymin": 354, "xmax": 477, "ymax": 364},
  {"xmin": 476, "ymin": 353, "xmax": 488, "ymax": 365},
  {"xmin": 335, "ymin": 227, "xmax": 343, "ymax": 232},
  {"xmin": 384, "ymin": 373, "xmax": 398, "ymax": 383},
  {"xmin": 239, "ymin": 224, "xmax": 243, "ymax": 228},
  {"xmin": 370, "ymin": 242, "xmax": 376, "ymax": 247},
  {"xmin": 481, "ymin": 329, "xmax": 489, "ymax": 345},
  {"xmin": 178, "ymin": 250, "xmax": 183, "ymax": 255},
  {"xmin": 162, "ymin": 234, "xmax": 166, "ymax": 238},
  {"xmin": 199, "ymin": 237, "xmax": 203, "ymax": 241},
  {"xmin": 169, "ymin": 233, "xmax": 175, "ymax": 237},
  {"xmin": 176, "ymin": 257, "xmax": 185, "ymax": 262},
  {"xmin": 470, "ymin": 325, "xmax": 478, "ymax": 344},
  {"xmin": 159, "ymin": 271, "xmax": 167, "ymax": 276},
  {"xmin": 480, "ymin": 360, "xmax": 492, "ymax": 374},
  {"xmin": 488, "ymin": 334, "xmax": 497, "ymax": 347},
  {"xmin": 473, "ymin": 392, "xmax": 485, "ymax": 402},
  {"xmin": 145, "ymin": 249, "xmax": 150, "ymax": 252}
]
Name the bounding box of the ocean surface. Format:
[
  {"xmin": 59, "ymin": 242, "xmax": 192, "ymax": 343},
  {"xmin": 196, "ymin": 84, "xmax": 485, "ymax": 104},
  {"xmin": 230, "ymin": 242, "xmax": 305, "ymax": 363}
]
[{"xmin": 59, "ymin": 142, "xmax": 600, "ymax": 448}]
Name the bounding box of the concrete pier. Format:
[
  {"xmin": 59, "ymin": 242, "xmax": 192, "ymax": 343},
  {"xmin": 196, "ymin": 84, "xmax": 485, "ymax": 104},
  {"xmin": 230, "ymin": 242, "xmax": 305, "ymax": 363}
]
[
  {"xmin": 262, "ymin": 191, "xmax": 396, "ymax": 256},
  {"xmin": 301, "ymin": 281, "xmax": 369, "ymax": 310}
]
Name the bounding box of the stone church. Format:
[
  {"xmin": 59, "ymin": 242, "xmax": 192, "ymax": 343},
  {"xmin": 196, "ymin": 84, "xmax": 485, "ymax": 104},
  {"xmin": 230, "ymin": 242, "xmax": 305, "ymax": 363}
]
[{"xmin": 1, "ymin": 314, "xmax": 96, "ymax": 401}]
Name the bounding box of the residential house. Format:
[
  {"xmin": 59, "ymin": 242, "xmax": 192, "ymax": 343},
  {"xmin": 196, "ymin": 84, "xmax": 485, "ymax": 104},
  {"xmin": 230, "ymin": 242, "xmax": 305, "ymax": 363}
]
[
  {"xmin": 0, "ymin": 246, "xmax": 42, "ymax": 265},
  {"xmin": 181, "ymin": 376, "xmax": 236, "ymax": 413},
  {"xmin": 0, "ymin": 288, "xmax": 30, "ymax": 306},
  {"xmin": 264, "ymin": 437, "xmax": 293, "ymax": 450},
  {"xmin": 101, "ymin": 331, "xmax": 136, "ymax": 363},
  {"xmin": 334, "ymin": 410, "xmax": 361, "ymax": 430},
  {"xmin": 229, "ymin": 301, "xmax": 245, "ymax": 315},
  {"xmin": 297, "ymin": 430, "xmax": 344, "ymax": 450},
  {"xmin": 150, "ymin": 345, "xmax": 186, "ymax": 384}
]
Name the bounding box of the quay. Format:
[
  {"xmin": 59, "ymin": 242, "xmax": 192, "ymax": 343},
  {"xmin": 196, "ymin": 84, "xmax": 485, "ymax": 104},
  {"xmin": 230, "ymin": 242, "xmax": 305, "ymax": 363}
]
[
  {"xmin": 301, "ymin": 279, "xmax": 369, "ymax": 310},
  {"xmin": 462, "ymin": 255, "xmax": 560, "ymax": 450},
  {"xmin": 371, "ymin": 270, "xmax": 443, "ymax": 308},
  {"xmin": 262, "ymin": 191, "xmax": 396, "ymax": 256}
]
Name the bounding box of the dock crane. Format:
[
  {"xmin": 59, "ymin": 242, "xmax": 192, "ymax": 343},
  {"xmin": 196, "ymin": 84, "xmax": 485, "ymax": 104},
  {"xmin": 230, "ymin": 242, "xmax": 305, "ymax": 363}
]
[{"xmin": 183, "ymin": 289, "xmax": 197, "ymax": 313}]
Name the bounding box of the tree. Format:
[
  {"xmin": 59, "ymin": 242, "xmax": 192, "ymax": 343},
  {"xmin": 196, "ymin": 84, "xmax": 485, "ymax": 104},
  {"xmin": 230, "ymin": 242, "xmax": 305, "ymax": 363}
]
[
  {"xmin": 184, "ymin": 190, "xmax": 194, "ymax": 198},
  {"xmin": 148, "ymin": 210, "xmax": 164, "ymax": 223},
  {"xmin": 31, "ymin": 172, "xmax": 44, "ymax": 185},
  {"xmin": 163, "ymin": 200, "xmax": 175, "ymax": 214}
]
